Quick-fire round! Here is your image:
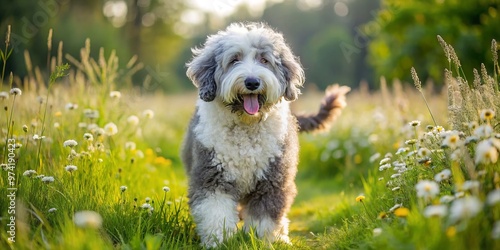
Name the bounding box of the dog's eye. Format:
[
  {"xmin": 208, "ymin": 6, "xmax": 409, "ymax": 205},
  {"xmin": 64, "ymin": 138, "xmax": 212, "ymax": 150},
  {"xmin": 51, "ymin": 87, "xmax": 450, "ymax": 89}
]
[
  {"xmin": 260, "ymin": 58, "xmax": 268, "ymax": 64},
  {"xmin": 230, "ymin": 57, "xmax": 240, "ymax": 65}
]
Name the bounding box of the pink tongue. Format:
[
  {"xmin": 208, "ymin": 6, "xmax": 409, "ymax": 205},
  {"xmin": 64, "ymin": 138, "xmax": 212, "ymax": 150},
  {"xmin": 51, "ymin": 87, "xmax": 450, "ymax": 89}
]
[{"xmin": 243, "ymin": 94, "xmax": 259, "ymax": 115}]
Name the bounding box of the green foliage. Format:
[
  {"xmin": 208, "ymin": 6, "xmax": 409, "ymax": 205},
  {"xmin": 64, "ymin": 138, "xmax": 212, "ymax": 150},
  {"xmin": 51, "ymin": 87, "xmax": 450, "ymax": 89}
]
[{"xmin": 367, "ymin": 0, "xmax": 500, "ymax": 84}]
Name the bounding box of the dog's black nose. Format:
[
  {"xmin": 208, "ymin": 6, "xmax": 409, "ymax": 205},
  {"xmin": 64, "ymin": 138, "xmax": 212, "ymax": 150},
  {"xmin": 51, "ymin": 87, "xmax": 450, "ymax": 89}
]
[{"xmin": 244, "ymin": 77, "xmax": 260, "ymax": 91}]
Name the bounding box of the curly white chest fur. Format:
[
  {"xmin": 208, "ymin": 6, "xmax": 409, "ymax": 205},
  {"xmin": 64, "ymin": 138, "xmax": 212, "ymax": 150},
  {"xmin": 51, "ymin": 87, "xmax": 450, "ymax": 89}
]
[{"xmin": 194, "ymin": 99, "xmax": 290, "ymax": 194}]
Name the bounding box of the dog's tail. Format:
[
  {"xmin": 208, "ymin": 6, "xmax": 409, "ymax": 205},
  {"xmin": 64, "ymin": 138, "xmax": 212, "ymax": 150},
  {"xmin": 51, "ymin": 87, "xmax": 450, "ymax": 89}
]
[{"xmin": 295, "ymin": 84, "xmax": 351, "ymax": 133}]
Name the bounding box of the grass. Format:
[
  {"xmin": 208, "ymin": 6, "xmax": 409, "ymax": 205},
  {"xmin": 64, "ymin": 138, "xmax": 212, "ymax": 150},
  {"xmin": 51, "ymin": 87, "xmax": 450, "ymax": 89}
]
[{"xmin": 1, "ymin": 29, "xmax": 499, "ymax": 249}]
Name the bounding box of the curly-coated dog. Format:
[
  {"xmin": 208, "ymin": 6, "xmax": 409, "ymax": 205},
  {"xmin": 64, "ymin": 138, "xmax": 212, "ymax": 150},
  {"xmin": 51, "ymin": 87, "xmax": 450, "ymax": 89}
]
[{"xmin": 182, "ymin": 22, "xmax": 350, "ymax": 247}]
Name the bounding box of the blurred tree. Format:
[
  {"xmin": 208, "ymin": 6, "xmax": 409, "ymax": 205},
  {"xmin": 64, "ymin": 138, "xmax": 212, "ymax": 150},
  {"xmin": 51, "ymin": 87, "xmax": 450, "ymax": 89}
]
[{"xmin": 367, "ymin": 0, "xmax": 500, "ymax": 85}]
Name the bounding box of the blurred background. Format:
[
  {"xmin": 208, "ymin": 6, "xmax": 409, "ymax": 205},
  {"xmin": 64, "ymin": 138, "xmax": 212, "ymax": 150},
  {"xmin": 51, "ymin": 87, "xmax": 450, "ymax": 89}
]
[{"xmin": 0, "ymin": 0, "xmax": 499, "ymax": 92}]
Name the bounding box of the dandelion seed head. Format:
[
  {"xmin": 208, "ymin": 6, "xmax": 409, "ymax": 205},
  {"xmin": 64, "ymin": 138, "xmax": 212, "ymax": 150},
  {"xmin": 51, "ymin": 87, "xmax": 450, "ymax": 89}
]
[
  {"xmin": 9, "ymin": 88, "xmax": 22, "ymax": 96},
  {"xmin": 104, "ymin": 122, "xmax": 118, "ymax": 136},
  {"xmin": 120, "ymin": 185, "xmax": 127, "ymax": 192},
  {"xmin": 424, "ymin": 205, "xmax": 447, "ymax": 218},
  {"xmin": 142, "ymin": 109, "xmax": 155, "ymax": 119},
  {"xmin": 73, "ymin": 210, "xmax": 103, "ymax": 229},
  {"xmin": 65, "ymin": 102, "xmax": 78, "ymax": 110},
  {"xmin": 127, "ymin": 115, "xmax": 140, "ymax": 126},
  {"xmin": 163, "ymin": 186, "xmax": 170, "ymax": 192},
  {"xmin": 416, "ymin": 180, "xmax": 440, "ymax": 200},
  {"xmin": 125, "ymin": 141, "xmax": 136, "ymax": 151}
]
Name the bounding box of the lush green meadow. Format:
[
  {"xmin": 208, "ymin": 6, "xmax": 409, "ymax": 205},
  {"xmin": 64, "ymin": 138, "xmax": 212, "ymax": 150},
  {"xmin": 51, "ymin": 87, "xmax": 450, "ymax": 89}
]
[{"xmin": 1, "ymin": 31, "xmax": 500, "ymax": 249}]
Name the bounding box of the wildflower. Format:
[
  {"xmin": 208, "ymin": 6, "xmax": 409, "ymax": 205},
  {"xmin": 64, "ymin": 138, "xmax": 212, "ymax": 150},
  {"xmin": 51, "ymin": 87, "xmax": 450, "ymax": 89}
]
[
  {"xmin": 163, "ymin": 186, "xmax": 170, "ymax": 192},
  {"xmin": 417, "ymin": 147, "xmax": 432, "ymax": 158},
  {"xmin": 465, "ymin": 136, "xmax": 479, "ymax": 145},
  {"xmin": 78, "ymin": 122, "xmax": 87, "ymax": 129},
  {"xmin": 83, "ymin": 109, "xmax": 99, "ymax": 119},
  {"xmin": 120, "ymin": 186, "xmax": 127, "ymax": 192},
  {"xmin": 373, "ymin": 228, "xmax": 383, "ymax": 237},
  {"xmin": 405, "ymin": 139, "xmax": 417, "ymax": 146},
  {"xmin": 462, "ymin": 180, "xmax": 480, "ymax": 191},
  {"xmin": 415, "ymin": 180, "xmax": 440, "ymax": 200},
  {"xmin": 145, "ymin": 197, "xmax": 151, "ymax": 203},
  {"xmin": 391, "ymin": 187, "xmax": 401, "ymax": 191},
  {"xmin": 142, "ymin": 109, "xmax": 155, "ymax": 119},
  {"xmin": 394, "ymin": 207, "xmax": 410, "ymax": 217},
  {"xmin": 409, "ymin": 120, "xmax": 421, "ymax": 127},
  {"xmin": 475, "ymin": 140, "xmax": 498, "ymax": 165},
  {"xmin": 480, "ymin": 109, "xmax": 495, "ymax": 121},
  {"xmin": 389, "ymin": 203, "xmax": 403, "ymax": 213},
  {"xmin": 355, "ymin": 195, "xmax": 365, "ymax": 202},
  {"xmin": 0, "ymin": 91, "xmax": 8, "ymax": 100},
  {"xmin": 63, "ymin": 139, "xmax": 78, "ymax": 148},
  {"xmin": 390, "ymin": 173, "xmax": 401, "ymax": 179},
  {"xmin": 23, "ymin": 170, "xmax": 37, "ymax": 177},
  {"xmin": 83, "ymin": 133, "xmax": 93, "ymax": 141},
  {"xmin": 396, "ymin": 147, "xmax": 409, "ymax": 155},
  {"xmin": 424, "ymin": 205, "xmax": 447, "ymax": 218},
  {"xmin": 434, "ymin": 169, "xmax": 452, "ymax": 182},
  {"xmin": 377, "ymin": 212, "xmax": 388, "ymax": 219},
  {"xmin": 440, "ymin": 195, "xmax": 455, "ymax": 204},
  {"xmin": 104, "ymin": 122, "xmax": 118, "ymax": 136},
  {"xmin": 65, "ymin": 165, "xmax": 78, "ymax": 173},
  {"xmin": 379, "ymin": 157, "xmax": 391, "ymax": 165},
  {"xmin": 141, "ymin": 203, "xmax": 152, "ymax": 210},
  {"xmin": 48, "ymin": 208, "xmax": 57, "ymax": 213},
  {"xmin": 442, "ymin": 131, "xmax": 461, "ymax": 149},
  {"xmin": 125, "ymin": 141, "xmax": 136, "ymax": 151},
  {"xmin": 22, "ymin": 125, "xmax": 28, "ymax": 133},
  {"xmin": 487, "ymin": 189, "xmax": 500, "ymax": 206},
  {"xmin": 9, "ymin": 88, "xmax": 22, "ymax": 96},
  {"xmin": 73, "ymin": 210, "xmax": 103, "ymax": 229},
  {"xmin": 493, "ymin": 221, "xmax": 500, "ymax": 239},
  {"xmin": 446, "ymin": 226, "xmax": 457, "ymax": 238},
  {"xmin": 41, "ymin": 176, "xmax": 55, "ymax": 184},
  {"xmin": 449, "ymin": 196, "xmax": 483, "ymax": 223},
  {"xmin": 110, "ymin": 91, "xmax": 121, "ymax": 99},
  {"xmin": 379, "ymin": 163, "xmax": 391, "ymax": 171},
  {"xmin": 33, "ymin": 134, "xmax": 46, "ymax": 141},
  {"xmin": 65, "ymin": 102, "xmax": 78, "ymax": 110},
  {"xmin": 378, "ymin": 177, "xmax": 384, "ymax": 181},
  {"xmin": 127, "ymin": 115, "xmax": 140, "ymax": 126},
  {"xmin": 474, "ymin": 124, "xmax": 493, "ymax": 138},
  {"xmin": 95, "ymin": 128, "xmax": 106, "ymax": 137}
]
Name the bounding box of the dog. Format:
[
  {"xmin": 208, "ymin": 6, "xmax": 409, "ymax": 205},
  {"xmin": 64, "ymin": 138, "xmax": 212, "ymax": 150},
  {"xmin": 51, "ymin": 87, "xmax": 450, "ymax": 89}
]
[{"xmin": 182, "ymin": 22, "xmax": 350, "ymax": 247}]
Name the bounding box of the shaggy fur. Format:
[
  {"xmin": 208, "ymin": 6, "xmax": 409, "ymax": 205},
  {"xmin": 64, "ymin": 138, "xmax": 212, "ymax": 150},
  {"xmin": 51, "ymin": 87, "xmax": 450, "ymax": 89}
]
[{"xmin": 182, "ymin": 22, "xmax": 350, "ymax": 247}]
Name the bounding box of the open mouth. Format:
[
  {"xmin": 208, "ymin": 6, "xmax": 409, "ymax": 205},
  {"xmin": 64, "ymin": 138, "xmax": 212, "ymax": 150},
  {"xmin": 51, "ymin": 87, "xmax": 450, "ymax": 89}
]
[{"xmin": 242, "ymin": 94, "xmax": 260, "ymax": 115}]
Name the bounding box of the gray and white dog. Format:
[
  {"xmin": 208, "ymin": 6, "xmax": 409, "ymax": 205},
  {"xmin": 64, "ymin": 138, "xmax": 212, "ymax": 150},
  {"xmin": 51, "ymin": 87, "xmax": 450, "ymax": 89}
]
[{"xmin": 182, "ymin": 22, "xmax": 350, "ymax": 247}]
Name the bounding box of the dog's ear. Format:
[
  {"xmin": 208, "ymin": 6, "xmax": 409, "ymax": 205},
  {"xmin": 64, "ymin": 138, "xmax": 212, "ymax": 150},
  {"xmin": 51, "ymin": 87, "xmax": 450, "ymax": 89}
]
[
  {"xmin": 279, "ymin": 52, "xmax": 305, "ymax": 102},
  {"xmin": 186, "ymin": 45, "xmax": 219, "ymax": 102}
]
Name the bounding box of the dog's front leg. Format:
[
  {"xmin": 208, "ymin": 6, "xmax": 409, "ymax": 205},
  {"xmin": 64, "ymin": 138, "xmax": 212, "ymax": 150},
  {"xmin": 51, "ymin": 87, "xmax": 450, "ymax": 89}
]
[{"xmin": 190, "ymin": 190, "xmax": 239, "ymax": 248}]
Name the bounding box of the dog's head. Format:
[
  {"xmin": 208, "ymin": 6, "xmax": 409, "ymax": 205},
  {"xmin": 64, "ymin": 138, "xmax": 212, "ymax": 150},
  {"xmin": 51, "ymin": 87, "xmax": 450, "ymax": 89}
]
[{"xmin": 186, "ymin": 22, "xmax": 304, "ymax": 117}]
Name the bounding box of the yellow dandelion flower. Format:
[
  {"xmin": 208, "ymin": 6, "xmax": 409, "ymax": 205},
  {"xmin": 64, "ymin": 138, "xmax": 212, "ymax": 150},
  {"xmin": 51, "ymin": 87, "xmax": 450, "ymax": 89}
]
[
  {"xmin": 356, "ymin": 195, "xmax": 365, "ymax": 202},
  {"xmin": 54, "ymin": 111, "xmax": 62, "ymax": 117},
  {"xmin": 394, "ymin": 207, "xmax": 410, "ymax": 218},
  {"xmin": 446, "ymin": 226, "xmax": 456, "ymax": 238}
]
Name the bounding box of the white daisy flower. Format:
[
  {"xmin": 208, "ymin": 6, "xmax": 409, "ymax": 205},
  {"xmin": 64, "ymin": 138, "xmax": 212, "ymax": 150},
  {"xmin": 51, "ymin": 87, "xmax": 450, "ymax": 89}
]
[
  {"xmin": 479, "ymin": 109, "xmax": 495, "ymax": 121},
  {"xmin": 449, "ymin": 196, "xmax": 483, "ymax": 223},
  {"xmin": 434, "ymin": 169, "xmax": 452, "ymax": 182},
  {"xmin": 440, "ymin": 195, "xmax": 455, "ymax": 204},
  {"xmin": 415, "ymin": 180, "xmax": 440, "ymax": 200},
  {"xmin": 423, "ymin": 205, "xmax": 448, "ymax": 218},
  {"xmin": 475, "ymin": 140, "xmax": 498, "ymax": 165}
]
